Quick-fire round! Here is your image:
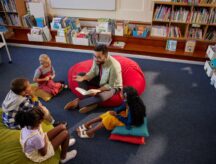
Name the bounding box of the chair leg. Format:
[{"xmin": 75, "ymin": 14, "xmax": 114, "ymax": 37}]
[{"xmin": 5, "ymin": 45, "xmax": 12, "ymax": 63}]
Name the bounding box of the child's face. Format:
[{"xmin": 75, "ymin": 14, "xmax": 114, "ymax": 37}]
[
  {"xmin": 20, "ymin": 82, "xmax": 32, "ymax": 96},
  {"xmin": 40, "ymin": 60, "xmax": 50, "ymax": 68}
]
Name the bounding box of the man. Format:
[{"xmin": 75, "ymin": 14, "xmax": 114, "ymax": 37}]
[{"xmin": 64, "ymin": 44, "xmax": 122, "ymax": 113}]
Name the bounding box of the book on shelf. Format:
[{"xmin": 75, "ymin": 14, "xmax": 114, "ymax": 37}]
[
  {"xmin": 112, "ymin": 41, "xmax": 126, "ymax": 48},
  {"xmin": 205, "ymin": 30, "xmax": 216, "ymax": 41},
  {"xmin": 151, "ymin": 26, "xmax": 168, "ymax": 37},
  {"xmin": 185, "ymin": 40, "xmax": 196, "ymax": 53},
  {"xmin": 2, "ymin": 0, "xmax": 17, "ymax": 12},
  {"xmin": 166, "ymin": 40, "xmax": 177, "ymax": 51},
  {"xmin": 22, "ymin": 14, "xmax": 36, "ymax": 28},
  {"xmin": 75, "ymin": 87, "xmax": 100, "ymax": 96}
]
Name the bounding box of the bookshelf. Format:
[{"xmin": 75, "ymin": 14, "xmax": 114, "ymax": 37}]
[
  {"xmin": 152, "ymin": 1, "xmax": 216, "ymax": 42},
  {"xmin": 0, "ymin": 0, "xmax": 26, "ymax": 28}
]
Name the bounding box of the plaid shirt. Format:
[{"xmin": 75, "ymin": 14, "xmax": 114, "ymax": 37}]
[{"xmin": 2, "ymin": 96, "xmax": 39, "ymax": 129}]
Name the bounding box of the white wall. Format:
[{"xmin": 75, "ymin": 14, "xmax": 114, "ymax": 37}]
[{"xmin": 46, "ymin": 0, "xmax": 155, "ymax": 22}]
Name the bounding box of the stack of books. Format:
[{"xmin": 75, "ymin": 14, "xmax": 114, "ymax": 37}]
[{"xmin": 27, "ymin": 26, "xmax": 52, "ymax": 42}]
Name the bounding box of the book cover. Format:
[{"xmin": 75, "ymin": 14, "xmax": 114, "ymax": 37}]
[
  {"xmin": 185, "ymin": 40, "xmax": 196, "ymax": 53},
  {"xmin": 166, "ymin": 40, "xmax": 177, "ymax": 51},
  {"xmin": 75, "ymin": 87, "xmax": 100, "ymax": 96}
]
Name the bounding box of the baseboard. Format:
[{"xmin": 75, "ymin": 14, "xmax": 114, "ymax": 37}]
[{"xmin": 8, "ymin": 43, "xmax": 204, "ymax": 65}]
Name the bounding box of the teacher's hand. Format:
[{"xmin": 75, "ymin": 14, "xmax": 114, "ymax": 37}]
[{"xmin": 73, "ymin": 75, "xmax": 84, "ymax": 82}]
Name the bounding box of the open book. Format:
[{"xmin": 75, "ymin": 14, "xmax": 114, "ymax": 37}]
[{"xmin": 75, "ymin": 87, "xmax": 100, "ymax": 96}]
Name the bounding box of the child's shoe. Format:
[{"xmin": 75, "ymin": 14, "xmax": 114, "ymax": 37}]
[
  {"xmin": 60, "ymin": 150, "xmax": 77, "ymax": 163},
  {"xmin": 69, "ymin": 138, "xmax": 76, "ymax": 146}
]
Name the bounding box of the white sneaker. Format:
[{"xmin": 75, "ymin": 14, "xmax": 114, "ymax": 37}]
[
  {"xmin": 60, "ymin": 150, "xmax": 77, "ymax": 163},
  {"xmin": 69, "ymin": 138, "xmax": 76, "ymax": 147}
]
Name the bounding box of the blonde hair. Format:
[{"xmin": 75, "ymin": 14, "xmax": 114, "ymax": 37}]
[{"xmin": 39, "ymin": 54, "xmax": 51, "ymax": 65}]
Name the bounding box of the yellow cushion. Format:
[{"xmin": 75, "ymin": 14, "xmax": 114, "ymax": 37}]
[
  {"xmin": 31, "ymin": 83, "xmax": 53, "ymax": 102},
  {"xmin": 0, "ymin": 109, "xmax": 60, "ymax": 164}
]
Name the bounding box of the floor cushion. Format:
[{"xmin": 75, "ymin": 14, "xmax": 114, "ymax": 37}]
[
  {"xmin": 109, "ymin": 134, "xmax": 145, "ymax": 145},
  {"xmin": 0, "ymin": 109, "xmax": 60, "ymax": 164},
  {"xmin": 68, "ymin": 55, "xmax": 146, "ymax": 107},
  {"xmin": 111, "ymin": 117, "xmax": 149, "ymax": 137},
  {"xmin": 31, "ymin": 83, "xmax": 53, "ymax": 102}
]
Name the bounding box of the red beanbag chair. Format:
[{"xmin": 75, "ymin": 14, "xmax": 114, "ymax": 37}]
[
  {"xmin": 68, "ymin": 56, "xmax": 145, "ymax": 107},
  {"xmin": 109, "ymin": 134, "xmax": 145, "ymax": 145}
]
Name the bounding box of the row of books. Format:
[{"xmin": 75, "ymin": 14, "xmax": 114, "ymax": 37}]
[
  {"xmin": 200, "ymin": 0, "xmax": 216, "ymax": 3},
  {"xmin": 27, "ymin": 26, "xmax": 52, "ymax": 42},
  {"xmin": 208, "ymin": 9, "xmax": 216, "ymax": 24},
  {"xmin": 151, "ymin": 26, "xmax": 168, "ymax": 37},
  {"xmin": 6, "ymin": 13, "xmax": 20, "ymax": 26},
  {"xmin": 190, "ymin": 8, "xmax": 209, "ymax": 24},
  {"xmin": 205, "ymin": 30, "xmax": 216, "ymax": 41},
  {"xmin": 171, "ymin": 0, "xmax": 215, "ymax": 4},
  {"xmin": 50, "ymin": 17, "xmax": 81, "ymax": 31},
  {"xmin": 168, "ymin": 26, "xmax": 182, "ymax": 38},
  {"xmin": 0, "ymin": 15, "xmax": 6, "ymax": 25},
  {"xmin": 55, "ymin": 26, "xmax": 112, "ymax": 46},
  {"xmin": 1, "ymin": 0, "xmax": 17, "ymax": 12},
  {"xmin": 171, "ymin": 8, "xmax": 190, "ymax": 22},
  {"xmin": 154, "ymin": 6, "xmax": 171, "ymax": 21},
  {"xmin": 187, "ymin": 27, "xmax": 203, "ymax": 39},
  {"xmin": 154, "ymin": 7, "xmax": 215, "ymax": 24}
]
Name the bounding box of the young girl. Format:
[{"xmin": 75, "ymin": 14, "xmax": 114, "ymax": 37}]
[
  {"xmin": 33, "ymin": 54, "xmax": 67, "ymax": 96},
  {"xmin": 76, "ymin": 86, "xmax": 146, "ymax": 138},
  {"xmin": 15, "ymin": 107, "xmax": 77, "ymax": 163}
]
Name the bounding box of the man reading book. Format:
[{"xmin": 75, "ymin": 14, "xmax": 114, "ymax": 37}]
[{"xmin": 64, "ymin": 44, "xmax": 122, "ymax": 113}]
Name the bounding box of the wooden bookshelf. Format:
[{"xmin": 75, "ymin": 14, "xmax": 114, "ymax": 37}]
[
  {"xmin": 6, "ymin": 27, "xmax": 213, "ymax": 62},
  {"xmin": 0, "ymin": 0, "xmax": 26, "ymax": 27},
  {"xmin": 152, "ymin": 1, "xmax": 216, "ymax": 42}
]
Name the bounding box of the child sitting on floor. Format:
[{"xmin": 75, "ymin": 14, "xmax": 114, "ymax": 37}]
[
  {"xmin": 76, "ymin": 86, "xmax": 146, "ymax": 138},
  {"xmin": 33, "ymin": 54, "xmax": 67, "ymax": 96},
  {"xmin": 2, "ymin": 78, "xmax": 63, "ymax": 129},
  {"xmin": 15, "ymin": 107, "xmax": 77, "ymax": 163}
]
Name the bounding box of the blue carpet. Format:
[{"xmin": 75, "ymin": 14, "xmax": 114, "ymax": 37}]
[{"xmin": 0, "ymin": 46, "xmax": 216, "ymax": 164}]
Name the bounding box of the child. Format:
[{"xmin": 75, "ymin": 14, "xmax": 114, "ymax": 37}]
[
  {"xmin": 2, "ymin": 78, "xmax": 56, "ymax": 129},
  {"xmin": 15, "ymin": 107, "xmax": 77, "ymax": 163},
  {"xmin": 33, "ymin": 54, "xmax": 67, "ymax": 96},
  {"xmin": 76, "ymin": 86, "xmax": 146, "ymax": 138}
]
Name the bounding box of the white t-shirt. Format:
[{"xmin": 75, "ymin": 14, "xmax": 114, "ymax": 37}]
[{"xmin": 21, "ymin": 127, "xmax": 45, "ymax": 153}]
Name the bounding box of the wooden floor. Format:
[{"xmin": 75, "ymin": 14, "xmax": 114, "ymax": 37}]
[{"xmin": 6, "ymin": 27, "xmax": 215, "ymax": 61}]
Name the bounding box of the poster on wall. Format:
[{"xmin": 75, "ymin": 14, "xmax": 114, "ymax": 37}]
[{"xmin": 50, "ymin": 0, "xmax": 116, "ymax": 11}]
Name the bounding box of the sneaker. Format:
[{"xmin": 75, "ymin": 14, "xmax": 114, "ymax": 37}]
[
  {"xmin": 53, "ymin": 121, "xmax": 68, "ymax": 128},
  {"xmin": 69, "ymin": 138, "xmax": 76, "ymax": 147},
  {"xmin": 60, "ymin": 150, "xmax": 77, "ymax": 163}
]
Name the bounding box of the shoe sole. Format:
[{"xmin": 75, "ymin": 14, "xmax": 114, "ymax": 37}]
[{"xmin": 79, "ymin": 104, "xmax": 98, "ymax": 114}]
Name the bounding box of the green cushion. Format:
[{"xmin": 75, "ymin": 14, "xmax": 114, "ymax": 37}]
[
  {"xmin": 111, "ymin": 117, "xmax": 149, "ymax": 137},
  {"xmin": 0, "ymin": 109, "xmax": 60, "ymax": 164}
]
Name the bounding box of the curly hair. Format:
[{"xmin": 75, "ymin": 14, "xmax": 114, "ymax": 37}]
[{"xmin": 15, "ymin": 107, "xmax": 44, "ymax": 128}]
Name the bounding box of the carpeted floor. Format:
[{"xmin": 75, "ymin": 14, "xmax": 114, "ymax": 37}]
[{"xmin": 0, "ymin": 45, "xmax": 216, "ymax": 164}]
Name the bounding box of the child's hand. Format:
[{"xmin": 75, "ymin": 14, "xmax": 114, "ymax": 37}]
[
  {"xmin": 44, "ymin": 77, "xmax": 50, "ymax": 81},
  {"xmin": 109, "ymin": 111, "xmax": 117, "ymax": 116}
]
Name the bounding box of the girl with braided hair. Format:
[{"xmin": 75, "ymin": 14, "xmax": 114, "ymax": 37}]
[{"xmin": 76, "ymin": 86, "xmax": 146, "ymax": 138}]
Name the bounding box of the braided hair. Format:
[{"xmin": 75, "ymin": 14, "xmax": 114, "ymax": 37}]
[{"xmin": 123, "ymin": 86, "xmax": 146, "ymax": 126}]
